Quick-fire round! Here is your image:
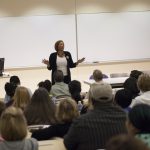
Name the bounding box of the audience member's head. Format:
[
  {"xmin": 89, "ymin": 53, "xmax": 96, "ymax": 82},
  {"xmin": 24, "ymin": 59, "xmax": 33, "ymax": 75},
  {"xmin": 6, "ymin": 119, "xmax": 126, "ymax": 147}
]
[
  {"xmin": 68, "ymin": 80, "xmax": 82, "ymax": 103},
  {"xmin": 13, "ymin": 86, "xmax": 31, "ymax": 111},
  {"xmin": 56, "ymin": 98, "xmax": 79, "ymax": 123},
  {"xmin": 0, "ymin": 101, "xmax": 6, "ymax": 116},
  {"xmin": 38, "ymin": 80, "xmax": 52, "ymax": 93},
  {"xmin": 130, "ymin": 70, "xmax": 143, "ymax": 80},
  {"xmin": 114, "ymin": 89, "xmax": 132, "ymax": 109},
  {"xmin": 0, "ymin": 106, "xmax": 27, "ymax": 141},
  {"xmin": 126, "ymin": 104, "xmax": 150, "ymax": 135},
  {"xmin": 123, "ymin": 77, "xmax": 140, "ymax": 98},
  {"xmin": 106, "ymin": 134, "xmax": 150, "ymax": 150},
  {"xmin": 24, "ymin": 87, "xmax": 56, "ymax": 125},
  {"xmin": 53, "ymin": 70, "xmax": 64, "ymax": 83},
  {"xmin": 93, "ymin": 69, "xmax": 103, "ymax": 82},
  {"xmin": 4, "ymin": 82, "xmax": 17, "ymax": 98},
  {"xmin": 38, "ymin": 81, "xmax": 44, "ymax": 87},
  {"xmin": 89, "ymin": 83, "xmax": 113, "ymax": 107},
  {"xmin": 137, "ymin": 74, "xmax": 150, "ymax": 93},
  {"xmin": 9, "ymin": 75, "xmax": 21, "ymax": 86}
]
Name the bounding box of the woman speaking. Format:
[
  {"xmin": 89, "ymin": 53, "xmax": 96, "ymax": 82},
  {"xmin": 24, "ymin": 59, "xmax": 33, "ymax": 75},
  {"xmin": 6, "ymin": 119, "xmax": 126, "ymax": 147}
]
[{"xmin": 42, "ymin": 40, "xmax": 85, "ymax": 84}]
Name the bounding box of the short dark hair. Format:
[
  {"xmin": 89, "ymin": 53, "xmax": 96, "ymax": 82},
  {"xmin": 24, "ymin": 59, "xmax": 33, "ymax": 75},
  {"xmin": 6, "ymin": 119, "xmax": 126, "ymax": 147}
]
[
  {"xmin": 123, "ymin": 77, "xmax": 140, "ymax": 97},
  {"xmin": 68, "ymin": 80, "xmax": 82, "ymax": 103},
  {"xmin": 10, "ymin": 76, "xmax": 20, "ymax": 85},
  {"xmin": 130, "ymin": 70, "xmax": 143, "ymax": 79},
  {"xmin": 5, "ymin": 82, "xmax": 17, "ymax": 97},
  {"xmin": 38, "ymin": 80, "xmax": 52, "ymax": 92},
  {"xmin": 114, "ymin": 89, "xmax": 132, "ymax": 108}
]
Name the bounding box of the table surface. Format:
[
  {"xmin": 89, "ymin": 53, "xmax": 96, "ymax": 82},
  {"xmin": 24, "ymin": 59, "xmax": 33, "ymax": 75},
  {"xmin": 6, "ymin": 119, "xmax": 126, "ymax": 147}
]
[{"xmin": 84, "ymin": 77, "xmax": 128, "ymax": 88}]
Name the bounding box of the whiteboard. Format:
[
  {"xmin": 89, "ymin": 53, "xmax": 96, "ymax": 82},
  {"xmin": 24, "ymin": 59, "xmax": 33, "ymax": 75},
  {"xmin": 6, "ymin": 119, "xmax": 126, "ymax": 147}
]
[
  {"xmin": 0, "ymin": 15, "xmax": 77, "ymax": 68},
  {"xmin": 77, "ymin": 11, "xmax": 150, "ymax": 63}
]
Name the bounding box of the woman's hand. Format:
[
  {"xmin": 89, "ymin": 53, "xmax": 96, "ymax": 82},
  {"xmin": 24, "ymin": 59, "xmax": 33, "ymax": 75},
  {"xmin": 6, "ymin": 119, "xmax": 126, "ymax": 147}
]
[
  {"xmin": 77, "ymin": 57, "xmax": 85, "ymax": 65},
  {"xmin": 42, "ymin": 59, "xmax": 49, "ymax": 65}
]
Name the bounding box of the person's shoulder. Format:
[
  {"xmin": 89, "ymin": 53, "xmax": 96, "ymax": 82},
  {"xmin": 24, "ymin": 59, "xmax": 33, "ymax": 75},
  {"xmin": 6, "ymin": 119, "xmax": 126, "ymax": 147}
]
[
  {"xmin": 72, "ymin": 112, "xmax": 91, "ymax": 127},
  {"xmin": 64, "ymin": 51, "xmax": 71, "ymax": 55},
  {"xmin": 25, "ymin": 138, "xmax": 38, "ymax": 150},
  {"xmin": 50, "ymin": 52, "xmax": 57, "ymax": 56}
]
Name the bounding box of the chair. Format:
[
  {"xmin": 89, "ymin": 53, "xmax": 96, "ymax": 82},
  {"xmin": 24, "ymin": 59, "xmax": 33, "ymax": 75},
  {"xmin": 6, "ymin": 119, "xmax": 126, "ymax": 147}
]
[
  {"xmin": 89, "ymin": 74, "xmax": 108, "ymax": 80},
  {"xmin": 110, "ymin": 73, "xmax": 129, "ymax": 78}
]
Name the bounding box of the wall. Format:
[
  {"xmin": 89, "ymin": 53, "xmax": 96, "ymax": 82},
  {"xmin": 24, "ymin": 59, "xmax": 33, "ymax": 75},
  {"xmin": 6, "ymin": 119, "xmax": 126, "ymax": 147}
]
[{"xmin": 0, "ymin": 0, "xmax": 150, "ymax": 68}]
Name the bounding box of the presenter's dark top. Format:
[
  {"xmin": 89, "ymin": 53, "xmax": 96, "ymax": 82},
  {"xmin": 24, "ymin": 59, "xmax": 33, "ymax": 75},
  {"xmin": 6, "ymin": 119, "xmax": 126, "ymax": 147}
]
[{"xmin": 48, "ymin": 51, "xmax": 77, "ymax": 84}]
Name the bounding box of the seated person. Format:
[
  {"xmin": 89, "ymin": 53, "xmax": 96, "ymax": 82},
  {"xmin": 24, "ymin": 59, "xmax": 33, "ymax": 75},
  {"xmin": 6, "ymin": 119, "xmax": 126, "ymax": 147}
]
[
  {"xmin": 50, "ymin": 70, "xmax": 70, "ymax": 97},
  {"xmin": 0, "ymin": 106, "xmax": 38, "ymax": 150},
  {"xmin": 4, "ymin": 76, "xmax": 21, "ymax": 104},
  {"xmin": 68, "ymin": 80, "xmax": 84, "ymax": 104},
  {"xmin": 4, "ymin": 82, "xmax": 17, "ymax": 107},
  {"xmin": 24, "ymin": 88, "xmax": 57, "ymax": 125},
  {"xmin": 90, "ymin": 69, "xmax": 108, "ymax": 81},
  {"xmin": 123, "ymin": 70, "xmax": 143, "ymax": 99},
  {"xmin": 130, "ymin": 74, "xmax": 150, "ymax": 107},
  {"xmin": 114, "ymin": 89, "xmax": 132, "ymax": 112},
  {"xmin": 64, "ymin": 83, "xmax": 127, "ymax": 150},
  {"xmin": 31, "ymin": 98, "xmax": 79, "ymax": 141},
  {"xmin": 126, "ymin": 104, "xmax": 150, "ymax": 147}
]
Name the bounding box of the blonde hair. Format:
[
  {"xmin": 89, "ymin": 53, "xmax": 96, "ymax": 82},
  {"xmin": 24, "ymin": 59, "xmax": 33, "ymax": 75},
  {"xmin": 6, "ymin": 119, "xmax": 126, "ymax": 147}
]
[
  {"xmin": 138, "ymin": 74, "xmax": 150, "ymax": 92},
  {"xmin": 0, "ymin": 106, "xmax": 27, "ymax": 141},
  {"xmin": 56, "ymin": 98, "xmax": 79, "ymax": 123},
  {"xmin": 13, "ymin": 86, "xmax": 31, "ymax": 111}
]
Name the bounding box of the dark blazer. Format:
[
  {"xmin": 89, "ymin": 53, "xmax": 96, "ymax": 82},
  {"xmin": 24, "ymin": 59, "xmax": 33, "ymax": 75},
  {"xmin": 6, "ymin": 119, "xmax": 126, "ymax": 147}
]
[
  {"xmin": 31, "ymin": 122, "xmax": 72, "ymax": 141},
  {"xmin": 48, "ymin": 51, "xmax": 77, "ymax": 84}
]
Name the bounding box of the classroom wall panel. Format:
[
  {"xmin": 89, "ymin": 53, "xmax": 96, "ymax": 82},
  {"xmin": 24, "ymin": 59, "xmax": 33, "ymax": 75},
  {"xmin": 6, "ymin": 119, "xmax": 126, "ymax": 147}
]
[
  {"xmin": 0, "ymin": 15, "xmax": 77, "ymax": 68},
  {"xmin": 0, "ymin": 0, "xmax": 150, "ymax": 68}
]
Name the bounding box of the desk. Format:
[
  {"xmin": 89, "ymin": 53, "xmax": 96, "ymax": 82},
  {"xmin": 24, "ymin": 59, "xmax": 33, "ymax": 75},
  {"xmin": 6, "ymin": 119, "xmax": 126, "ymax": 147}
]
[
  {"xmin": 84, "ymin": 77, "xmax": 128, "ymax": 89},
  {"xmin": 0, "ymin": 72, "xmax": 10, "ymax": 78}
]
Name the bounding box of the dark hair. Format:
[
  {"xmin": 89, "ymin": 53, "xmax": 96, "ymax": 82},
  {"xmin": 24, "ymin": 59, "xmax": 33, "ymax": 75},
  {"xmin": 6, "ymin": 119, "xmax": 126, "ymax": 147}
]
[
  {"xmin": 38, "ymin": 80, "xmax": 52, "ymax": 92},
  {"xmin": 128, "ymin": 104, "xmax": 150, "ymax": 133},
  {"xmin": 54, "ymin": 40, "xmax": 63, "ymax": 51},
  {"xmin": 9, "ymin": 76, "xmax": 20, "ymax": 85},
  {"xmin": 38, "ymin": 81, "xmax": 44, "ymax": 87},
  {"xmin": 68, "ymin": 80, "xmax": 82, "ymax": 103},
  {"xmin": 123, "ymin": 77, "xmax": 140, "ymax": 98},
  {"xmin": 114, "ymin": 89, "xmax": 132, "ymax": 108},
  {"xmin": 106, "ymin": 134, "xmax": 150, "ymax": 150},
  {"xmin": 130, "ymin": 70, "xmax": 143, "ymax": 80},
  {"xmin": 53, "ymin": 70, "xmax": 64, "ymax": 82},
  {"xmin": 24, "ymin": 88, "xmax": 56, "ymax": 125},
  {"xmin": 5, "ymin": 82, "xmax": 17, "ymax": 97},
  {"xmin": 0, "ymin": 101, "xmax": 5, "ymax": 116}
]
